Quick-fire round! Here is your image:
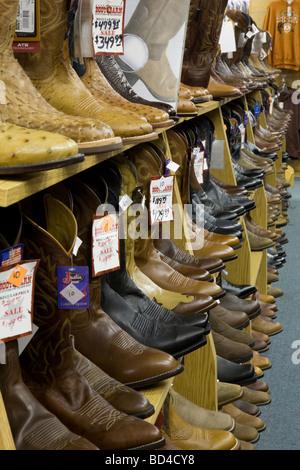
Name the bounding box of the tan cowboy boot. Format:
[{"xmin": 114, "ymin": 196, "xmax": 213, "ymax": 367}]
[
  {"xmin": 0, "ymin": 0, "xmax": 122, "ymax": 153},
  {"xmin": 0, "ymin": 120, "xmax": 82, "ymax": 173},
  {"xmin": 17, "ymin": 0, "xmax": 157, "ymax": 145}
]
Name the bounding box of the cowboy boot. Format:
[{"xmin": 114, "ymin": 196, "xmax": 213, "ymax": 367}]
[
  {"xmin": 181, "ymin": 0, "xmax": 229, "ymax": 89},
  {"xmin": 0, "ymin": 120, "xmax": 84, "ymax": 174},
  {"xmin": 64, "ymin": 175, "xmax": 209, "ymax": 358},
  {"xmin": 0, "ymin": 0, "xmax": 121, "ymax": 152},
  {"xmin": 75, "ymin": 165, "xmax": 213, "ymax": 338},
  {"xmin": 19, "ymin": 195, "xmax": 166, "ymax": 450},
  {"xmin": 96, "ymin": 54, "xmax": 177, "ymax": 118},
  {"xmin": 77, "ymin": 57, "xmax": 173, "ymax": 129},
  {"xmin": 0, "ymin": 341, "xmax": 100, "ymax": 450},
  {"xmin": 16, "ymin": 0, "xmax": 157, "ymax": 145},
  {"xmin": 112, "ymin": 154, "xmax": 222, "ymax": 315},
  {"xmin": 120, "ymin": 0, "xmax": 187, "ymax": 102}
]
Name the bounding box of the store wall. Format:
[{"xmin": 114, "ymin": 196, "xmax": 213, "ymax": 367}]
[{"xmin": 249, "ymin": 0, "xmax": 271, "ymax": 27}]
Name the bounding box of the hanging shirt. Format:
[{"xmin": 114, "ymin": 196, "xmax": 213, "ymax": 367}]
[{"xmin": 263, "ymin": 0, "xmax": 300, "ymax": 71}]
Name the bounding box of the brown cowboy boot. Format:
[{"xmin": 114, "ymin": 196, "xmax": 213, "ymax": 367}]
[
  {"xmin": 19, "ymin": 195, "xmax": 166, "ymax": 450},
  {"xmin": 0, "ymin": 341, "xmax": 99, "ymax": 450},
  {"xmin": 181, "ymin": 0, "xmax": 229, "ymax": 88}
]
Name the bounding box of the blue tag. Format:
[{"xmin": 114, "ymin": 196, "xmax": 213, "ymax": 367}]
[
  {"xmin": 57, "ymin": 266, "xmax": 89, "ymax": 309},
  {"xmin": 0, "ymin": 244, "xmax": 24, "ymax": 267},
  {"xmin": 244, "ymin": 112, "xmax": 249, "ymax": 126},
  {"xmin": 255, "ymin": 105, "xmax": 260, "ymax": 115},
  {"xmin": 165, "ymin": 158, "xmax": 170, "ymax": 175}
]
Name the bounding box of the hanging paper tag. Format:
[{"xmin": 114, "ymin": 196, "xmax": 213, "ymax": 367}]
[
  {"xmin": 219, "ymin": 20, "xmax": 237, "ymax": 54},
  {"xmin": 0, "ymin": 244, "xmax": 24, "ymax": 268},
  {"xmin": 166, "ymin": 160, "xmax": 180, "ymax": 174},
  {"xmin": 194, "ymin": 151, "xmax": 205, "ymax": 184},
  {"xmin": 239, "ymin": 124, "xmax": 246, "ymax": 149},
  {"xmin": 92, "ymin": 214, "xmax": 120, "ymax": 276},
  {"xmin": 0, "ymin": 260, "xmax": 39, "ymax": 343},
  {"xmin": 260, "ymin": 48, "xmax": 268, "ymax": 60},
  {"xmin": 244, "ymin": 112, "xmax": 249, "ymax": 126},
  {"xmin": 149, "ymin": 176, "xmax": 174, "ymax": 226},
  {"xmin": 119, "ymin": 194, "xmax": 133, "ymax": 212},
  {"xmin": 57, "ymin": 266, "xmax": 89, "ymax": 309},
  {"xmin": 92, "ymin": 0, "xmax": 125, "ymax": 55}
]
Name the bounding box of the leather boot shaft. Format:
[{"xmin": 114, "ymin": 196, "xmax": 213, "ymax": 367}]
[{"xmin": 182, "ymin": 0, "xmax": 228, "ymax": 88}]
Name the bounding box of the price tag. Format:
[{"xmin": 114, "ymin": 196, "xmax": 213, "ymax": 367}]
[
  {"xmin": 239, "ymin": 124, "xmax": 246, "ymax": 149},
  {"xmin": 92, "ymin": 214, "xmax": 120, "ymax": 276},
  {"xmin": 255, "ymin": 105, "xmax": 261, "ymax": 115},
  {"xmin": 57, "ymin": 266, "xmax": 89, "ymax": 309},
  {"xmin": 8, "ymin": 264, "xmax": 28, "ymax": 288},
  {"xmin": 92, "ymin": 0, "xmax": 125, "ymax": 55},
  {"xmin": 193, "ymin": 151, "xmax": 205, "ymax": 184},
  {"xmin": 0, "ymin": 260, "xmax": 39, "ymax": 343},
  {"xmin": 119, "ymin": 194, "xmax": 133, "ymax": 212},
  {"xmin": 149, "ymin": 176, "xmax": 174, "ymax": 226},
  {"xmin": 219, "ymin": 19, "xmax": 236, "ymax": 54}
]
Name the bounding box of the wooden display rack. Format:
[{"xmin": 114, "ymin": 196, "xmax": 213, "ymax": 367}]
[{"xmin": 0, "ymin": 90, "xmax": 285, "ymax": 445}]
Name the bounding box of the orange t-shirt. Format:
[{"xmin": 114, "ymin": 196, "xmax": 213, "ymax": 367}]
[{"xmin": 263, "ymin": 0, "xmax": 300, "ymax": 71}]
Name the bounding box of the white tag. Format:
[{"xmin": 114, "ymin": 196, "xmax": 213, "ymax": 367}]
[
  {"xmin": 92, "ymin": 214, "xmax": 120, "ymax": 276},
  {"xmin": 92, "ymin": 0, "xmax": 125, "ymax": 55},
  {"xmin": 219, "ymin": 20, "xmax": 237, "ymax": 54},
  {"xmin": 119, "ymin": 194, "xmax": 133, "ymax": 212},
  {"xmin": 194, "ymin": 151, "xmax": 205, "ymax": 185},
  {"xmin": 0, "ymin": 260, "xmax": 39, "ymax": 342},
  {"xmin": 73, "ymin": 237, "xmax": 83, "ymax": 257},
  {"xmin": 239, "ymin": 124, "xmax": 246, "ymax": 149},
  {"xmin": 60, "ymin": 283, "xmax": 85, "ymax": 306},
  {"xmin": 166, "ymin": 161, "xmax": 180, "ymax": 173},
  {"xmin": 261, "ymin": 32, "xmax": 267, "ymax": 44},
  {"xmin": 149, "ymin": 176, "xmax": 174, "ymax": 225},
  {"xmin": 15, "ymin": 0, "xmax": 35, "ymax": 33},
  {"xmin": 0, "ymin": 81, "xmax": 6, "ymax": 105}
]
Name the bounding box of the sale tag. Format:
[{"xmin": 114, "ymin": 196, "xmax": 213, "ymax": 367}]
[
  {"xmin": 92, "ymin": 0, "xmax": 125, "ymax": 55},
  {"xmin": 149, "ymin": 176, "xmax": 174, "ymax": 226},
  {"xmin": 0, "ymin": 260, "xmax": 39, "ymax": 343},
  {"xmin": 92, "ymin": 214, "xmax": 120, "ymax": 276},
  {"xmin": 57, "ymin": 266, "xmax": 89, "ymax": 309}
]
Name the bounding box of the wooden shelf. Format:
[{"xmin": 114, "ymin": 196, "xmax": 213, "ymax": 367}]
[
  {"xmin": 250, "ymin": 251, "xmax": 263, "ymax": 286},
  {"xmin": 140, "ymin": 377, "xmax": 176, "ymax": 425}
]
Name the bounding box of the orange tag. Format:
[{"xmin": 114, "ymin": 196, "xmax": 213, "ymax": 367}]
[
  {"xmin": 8, "ymin": 264, "xmax": 28, "ymax": 287},
  {"xmin": 100, "ymin": 215, "xmax": 115, "ymax": 233}
]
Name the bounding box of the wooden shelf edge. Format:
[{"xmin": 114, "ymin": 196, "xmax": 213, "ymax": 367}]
[
  {"xmin": 250, "ymin": 251, "xmax": 263, "ymax": 286},
  {"xmin": 140, "ymin": 377, "xmax": 175, "ymax": 425}
]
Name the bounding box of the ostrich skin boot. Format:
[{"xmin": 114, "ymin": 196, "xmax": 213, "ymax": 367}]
[
  {"xmin": 0, "ymin": 0, "xmax": 122, "ymax": 153},
  {"xmin": 181, "ymin": 0, "xmax": 229, "ymax": 88},
  {"xmin": 0, "ymin": 121, "xmax": 84, "ymax": 174},
  {"xmin": 0, "ymin": 341, "xmax": 99, "ymax": 450},
  {"xmin": 17, "ymin": 0, "xmax": 158, "ymax": 145},
  {"xmin": 19, "ymin": 196, "xmax": 166, "ymax": 451}
]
